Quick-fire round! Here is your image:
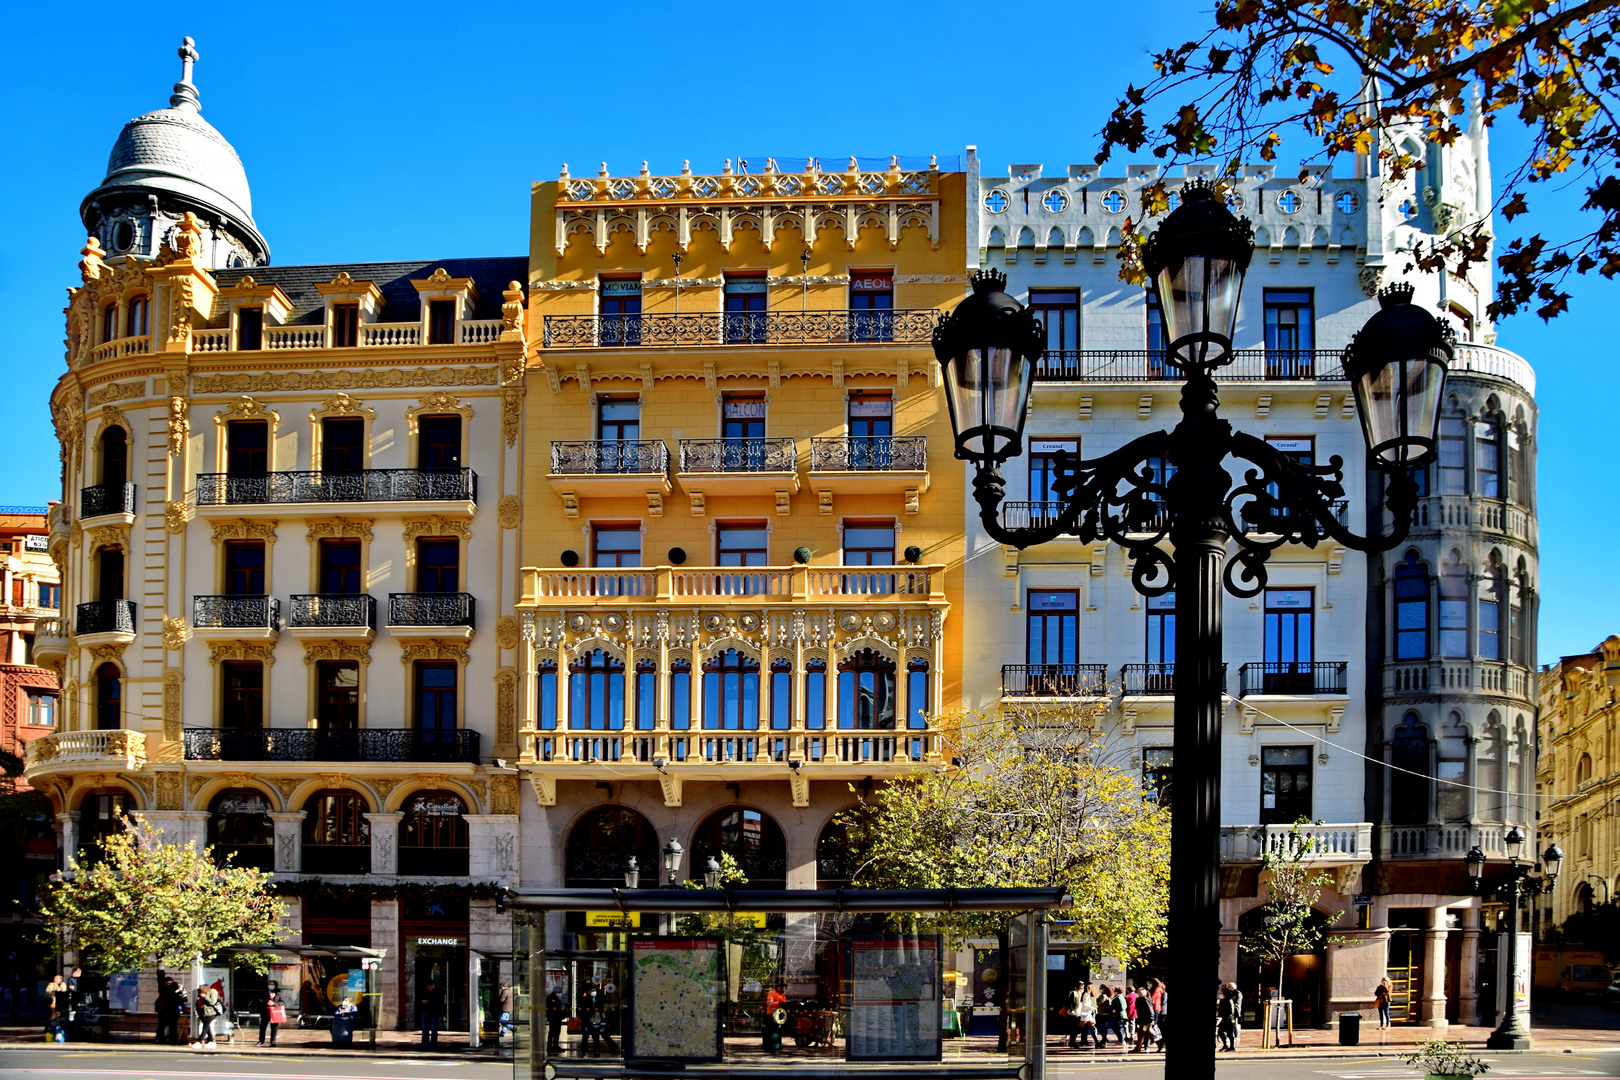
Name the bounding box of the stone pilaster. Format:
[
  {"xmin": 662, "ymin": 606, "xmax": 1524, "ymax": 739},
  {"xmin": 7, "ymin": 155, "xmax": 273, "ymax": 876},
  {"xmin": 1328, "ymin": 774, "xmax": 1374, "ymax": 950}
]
[
  {"xmin": 370, "ymin": 898, "xmax": 399, "ymax": 1030},
  {"xmin": 365, "ymin": 812, "xmax": 402, "ymax": 877},
  {"xmin": 269, "ymin": 812, "xmax": 305, "ymax": 874},
  {"xmin": 464, "ymin": 814, "xmax": 518, "ymax": 885}
]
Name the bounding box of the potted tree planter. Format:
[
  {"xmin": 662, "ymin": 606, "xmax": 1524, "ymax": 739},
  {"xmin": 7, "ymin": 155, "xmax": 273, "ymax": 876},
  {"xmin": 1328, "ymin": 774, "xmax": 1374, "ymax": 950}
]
[{"xmin": 1403, "ymin": 1038, "xmax": 1489, "ymax": 1079}]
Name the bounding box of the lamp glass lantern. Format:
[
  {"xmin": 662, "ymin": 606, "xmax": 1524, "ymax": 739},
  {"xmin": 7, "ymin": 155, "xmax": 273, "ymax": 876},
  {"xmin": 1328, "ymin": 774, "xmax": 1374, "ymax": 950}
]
[
  {"xmin": 704, "ymin": 857, "xmax": 721, "ymax": 890},
  {"xmin": 662, "ymin": 838, "xmax": 683, "ymax": 883},
  {"xmin": 932, "ymin": 268, "xmax": 1047, "ymax": 467},
  {"xmin": 1140, "ymin": 179, "xmax": 1255, "ymax": 371},
  {"xmin": 1542, "ymin": 843, "xmax": 1564, "ymax": 881},
  {"xmin": 1504, "ymin": 826, "xmax": 1525, "ymax": 864},
  {"xmin": 1465, "ymin": 844, "xmax": 1486, "ymax": 887},
  {"xmin": 623, "ymin": 856, "xmax": 640, "ymax": 890},
  {"xmin": 1343, "ymin": 282, "xmax": 1452, "ymax": 467}
]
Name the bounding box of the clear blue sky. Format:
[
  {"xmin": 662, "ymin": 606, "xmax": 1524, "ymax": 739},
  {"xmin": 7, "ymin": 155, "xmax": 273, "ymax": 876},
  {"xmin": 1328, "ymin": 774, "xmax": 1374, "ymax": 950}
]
[{"xmin": 0, "ymin": 1, "xmax": 1610, "ymax": 664}]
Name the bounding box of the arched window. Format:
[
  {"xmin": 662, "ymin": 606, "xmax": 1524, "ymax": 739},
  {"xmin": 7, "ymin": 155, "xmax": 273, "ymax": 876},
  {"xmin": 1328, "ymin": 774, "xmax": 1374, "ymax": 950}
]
[
  {"xmin": 1479, "ymin": 557, "xmax": 1504, "ymax": 661},
  {"xmin": 838, "ymin": 649, "xmax": 896, "ymax": 729},
  {"xmin": 95, "ymin": 663, "xmax": 121, "ymax": 729},
  {"xmin": 1475, "ymin": 414, "xmax": 1502, "ymax": 497},
  {"xmin": 129, "ymin": 296, "xmax": 149, "ymax": 338},
  {"xmin": 565, "ymin": 806, "xmax": 658, "ymax": 888},
  {"xmin": 1476, "ymin": 716, "xmax": 1504, "ymax": 822},
  {"xmin": 1438, "ymin": 561, "xmax": 1468, "ymax": 657},
  {"xmin": 691, "ymin": 806, "xmax": 787, "ymax": 889},
  {"xmin": 805, "ymin": 659, "xmax": 827, "ymax": 732},
  {"xmin": 1436, "ymin": 715, "xmax": 1469, "ymax": 823},
  {"xmin": 302, "ymin": 790, "xmax": 371, "ymax": 875},
  {"xmin": 1391, "ymin": 714, "xmax": 1430, "ymax": 826},
  {"xmin": 702, "ymin": 649, "xmax": 759, "ymax": 730},
  {"xmin": 79, "ymin": 790, "xmax": 132, "ymax": 864},
  {"xmin": 816, "ymin": 816, "xmax": 863, "ymax": 888},
  {"xmin": 399, "ymin": 790, "xmax": 469, "ymax": 876},
  {"xmin": 569, "ymin": 650, "xmax": 625, "ymax": 731},
  {"xmin": 1513, "ymin": 410, "xmax": 1533, "ymax": 507},
  {"xmin": 1577, "ymin": 753, "xmax": 1594, "ymax": 786},
  {"xmin": 635, "ymin": 660, "xmax": 657, "ymax": 730},
  {"xmin": 1508, "ymin": 722, "xmax": 1528, "ymax": 825},
  {"xmin": 1393, "ymin": 552, "xmax": 1430, "ymax": 660},
  {"xmin": 101, "ymin": 304, "xmax": 118, "ymax": 344},
  {"xmin": 1437, "ymin": 410, "xmax": 1466, "ymax": 494},
  {"xmin": 670, "ymin": 659, "xmax": 692, "ymax": 735},
  {"xmin": 100, "ymin": 427, "xmax": 128, "ymax": 487},
  {"xmin": 208, "ymin": 789, "xmax": 274, "ymax": 871},
  {"xmin": 1510, "ymin": 563, "xmax": 1531, "ymax": 667},
  {"xmin": 769, "ymin": 660, "xmax": 793, "ymax": 732}
]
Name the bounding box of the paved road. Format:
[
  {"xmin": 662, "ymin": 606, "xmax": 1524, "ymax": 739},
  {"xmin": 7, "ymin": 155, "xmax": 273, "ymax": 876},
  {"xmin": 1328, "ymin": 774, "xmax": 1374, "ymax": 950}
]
[{"xmin": 1046, "ymin": 1050, "xmax": 1620, "ymax": 1079}]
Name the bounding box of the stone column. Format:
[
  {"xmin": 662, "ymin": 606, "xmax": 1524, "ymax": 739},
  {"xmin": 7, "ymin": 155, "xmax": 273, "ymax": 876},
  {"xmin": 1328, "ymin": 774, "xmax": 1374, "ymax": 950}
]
[
  {"xmin": 57, "ymin": 811, "xmax": 79, "ymax": 868},
  {"xmin": 269, "ymin": 812, "xmax": 305, "ymax": 874},
  {"xmin": 365, "ymin": 812, "xmax": 402, "ymax": 877},
  {"xmin": 1421, "ymin": 906, "xmax": 1450, "ymax": 1028},
  {"xmin": 1218, "ymin": 928, "xmax": 1241, "ymax": 986},
  {"xmin": 371, "ymin": 898, "xmax": 400, "ymax": 1030},
  {"xmin": 1457, "ymin": 903, "xmax": 1481, "ymax": 1025},
  {"xmin": 465, "ymin": 814, "xmax": 519, "ymax": 885}
]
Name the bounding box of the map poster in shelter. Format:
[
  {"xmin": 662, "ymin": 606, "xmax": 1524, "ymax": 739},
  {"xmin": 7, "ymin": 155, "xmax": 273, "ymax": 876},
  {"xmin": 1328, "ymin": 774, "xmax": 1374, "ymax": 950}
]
[
  {"xmin": 846, "ymin": 935, "xmax": 942, "ymax": 1061},
  {"xmin": 627, "ymin": 938, "xmax": 724, "ymax": 1062}
]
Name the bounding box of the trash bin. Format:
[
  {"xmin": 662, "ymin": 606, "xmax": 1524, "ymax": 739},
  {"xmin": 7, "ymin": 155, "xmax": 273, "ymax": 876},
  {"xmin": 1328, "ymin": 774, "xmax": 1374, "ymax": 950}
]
[
  {"xmin": 1338, "ymin": 1012, "xmax": 1361, "ymax": 1046},
  {"xmin": 330, "ymin": 1016, "xmax": 355, "ymax": 1044}
]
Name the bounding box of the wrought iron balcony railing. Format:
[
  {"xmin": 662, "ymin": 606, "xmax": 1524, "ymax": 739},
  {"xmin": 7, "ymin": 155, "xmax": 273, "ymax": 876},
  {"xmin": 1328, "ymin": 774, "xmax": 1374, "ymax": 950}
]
[
  {"xmin": 550, "ymin": 440, "xmax": 669, "ymax": 475},
  {"xmin": 679, "ymin": 438, "xmax": 796, "ymax": 473},
  {"xmin": 810, "ymin": 436, "xmax": 927, "ymax": 472},
  {"xmin": 1032, "ymin": 349, "xmax": 1346, "ymax": 383},
  {"xmin": 541, "ymin": 309, "xmax": 941, "ymax": 348},
  {"xmin": 288, "ymin": 594, "xmax": 376, "ymax": 629},
  {"xmin": 1237, "ymin": 661, "xmax": 1349, "ymax": 696},
  {"xmin": 388, "ymin": 592, "xmax": 475, "ymax": 627},
  {"xmin": 1001, "ymin": 663, "xmax": 1111, "ymax": 697},
  {"xmin": 76, "ymin": 599, "xmax": 136, "ymax": 635},
  {"xmin": 81, "ymin": 482, "xmax": 136, "ymax": 518},
  {"xmin": 192, "ymin": 594, "xmax": 280, "ymax": 629},
  {"xmin": 1121, "ymin": 662, "xmax": 1228, "ymax": 695},
  {"xmin": 998, "ymin": 500, "xmax": 1171, "ymax": 534},
  {"xmin": 183, "ymin": 727, "xmax": 480, "ymax": 764},
  {"xmin": 398, "ymin": 847, "xmax": 470, "ymax": 877},
  {"xmin": 194, "ymin": 468, "xmax": 477, "ymax": 506}
]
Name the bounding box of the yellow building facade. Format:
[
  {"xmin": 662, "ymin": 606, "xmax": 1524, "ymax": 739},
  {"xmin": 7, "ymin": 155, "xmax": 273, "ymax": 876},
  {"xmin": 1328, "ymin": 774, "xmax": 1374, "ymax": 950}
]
[
  {"xmin": 1537, "ymin": 638, "xmax": 1620, "ymax": 926},
  {"xmin": 513, "ymin": 157, "xmax": 966, "ymax": 912}
]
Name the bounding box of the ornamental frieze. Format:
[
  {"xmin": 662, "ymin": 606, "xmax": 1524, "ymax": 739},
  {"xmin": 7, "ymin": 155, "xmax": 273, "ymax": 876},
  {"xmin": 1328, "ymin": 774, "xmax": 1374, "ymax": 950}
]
[{"xmin": 192, "ymin": 366, "xmax": 499, "ymax": 394}]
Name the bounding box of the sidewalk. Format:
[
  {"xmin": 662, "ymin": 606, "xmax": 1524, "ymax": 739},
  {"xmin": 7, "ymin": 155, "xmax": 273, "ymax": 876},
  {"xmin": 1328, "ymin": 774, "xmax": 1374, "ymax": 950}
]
[{"xmin": 0, "ymin": 1021, "xmax": 512, "ymax": 1056}]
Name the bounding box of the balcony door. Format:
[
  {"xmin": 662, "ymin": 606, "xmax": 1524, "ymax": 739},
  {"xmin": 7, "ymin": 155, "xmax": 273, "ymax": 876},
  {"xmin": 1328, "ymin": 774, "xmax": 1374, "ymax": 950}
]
[
  {"xmin": 320, "ymin": 540, "xmax": 362, "ymax": 594},
  {"xmin": 98, "ymin": 547, "xmax": 124, "ymax": 601},
  {"xmin": 1260, "ymin": 746, "xmax": 1312, "ymax": 824},
  {"xmin": 227, "ymin": 420, "xmax": 268, "ymax": 475},
  {"xmin": 1026, "ymin": 590, "xmax": 1079, "ymax": 694},
  {"xmin": 1263, "ymin": 588, "xmax": 1314, "ymax": 692},
  {"xmin": 599, "ymin": 277, "xmax": 643, "ymax": 345},
  {"xmin": 417, "ymin": 538, "xmax": 459, "ymax": 593},
  {"xmin": 1263, "ymin": 289, "xmax": 1315, "ymax": 377},
  {"xmin": 414, "ymin": 661, "xmax": 458, "ymax": 741},
  {"xmin": 1145, "ymin": 591, "xmax": 1175, "ymax": 685},
  {"xmin": 1029, "ymin": 289, "xmax": 1080, "ymax": 369},
  {"xmin": 597, "ymin": 397, "xmax": 642, "ymax": 473},
  {"xmin": 849, "ymin": 271, "xmax": 893, "ymax": 342},
  {"xmin": 101, "ymin": 427, "xmax": 128, "ymax": 487},
  {"xmin": 317, "ymin": 661, "xmax": 360, "ymax": 730},
  {"xmin": 418, "ymin": 416, "xmax": 462, "ymax": 470},
  {"xmin": 322, "ymin": 417, "xmax": 364, "ymax": 473},
  {"xmin": 723, "ymin": 273, "xmax": 767, "ymax": 343},
  {"xmin": 224, "ymin": 540, "xmax": 265, "ymax": 595},
  {"xmin": 221, "ymin": 661, "xmax": 264, "ymax": 730}
]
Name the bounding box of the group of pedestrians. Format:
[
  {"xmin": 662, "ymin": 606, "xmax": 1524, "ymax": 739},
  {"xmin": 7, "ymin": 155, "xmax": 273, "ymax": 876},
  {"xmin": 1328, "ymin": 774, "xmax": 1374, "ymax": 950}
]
[{"xmin": 1064, "ymin": 979, "xmax": 1167, "ymax": 1052}]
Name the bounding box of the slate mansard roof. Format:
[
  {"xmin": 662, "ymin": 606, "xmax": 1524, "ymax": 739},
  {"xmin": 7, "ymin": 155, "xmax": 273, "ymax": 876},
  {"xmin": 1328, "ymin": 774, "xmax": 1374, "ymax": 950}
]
[{"xmin": 209, "ymin": 258, "xmax": 529, "ymax": 327}]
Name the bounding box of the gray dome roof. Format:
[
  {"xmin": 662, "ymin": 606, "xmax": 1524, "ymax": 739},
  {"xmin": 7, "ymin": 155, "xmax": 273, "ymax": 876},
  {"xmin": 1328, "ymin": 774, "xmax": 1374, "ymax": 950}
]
[{"xmin": 80, "ymin": 38, "xmax": 267, "ymax": 260}]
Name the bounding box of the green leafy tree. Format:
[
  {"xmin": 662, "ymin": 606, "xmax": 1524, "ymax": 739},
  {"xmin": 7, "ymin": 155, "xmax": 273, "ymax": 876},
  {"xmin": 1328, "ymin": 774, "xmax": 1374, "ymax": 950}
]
[
  {"xmin": 1238, "ymin": 818, "xmax": 1348, "ymax": 1003},
  {"xmin": 1098, "ymin": 0, "xmax": 1620, "ymax": 319},
  {"xmin": 837, "ymin": 703, "xmax": 1170, "ymax": 965},
  {"xmin": 37, "ymin": 815, "xmax": 288, "ymax": 973}
]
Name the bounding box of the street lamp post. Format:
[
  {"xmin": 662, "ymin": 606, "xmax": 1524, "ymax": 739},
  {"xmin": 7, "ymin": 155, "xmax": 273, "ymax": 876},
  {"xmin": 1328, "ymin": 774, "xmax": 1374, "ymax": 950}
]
[
  {"xmin": 933, "ymin": 180, "xmax": 1451, "ymax": 1080},
  {"xmin": 1467, "ymin": 829, "xmax": 1562, "ymax": 1050}
]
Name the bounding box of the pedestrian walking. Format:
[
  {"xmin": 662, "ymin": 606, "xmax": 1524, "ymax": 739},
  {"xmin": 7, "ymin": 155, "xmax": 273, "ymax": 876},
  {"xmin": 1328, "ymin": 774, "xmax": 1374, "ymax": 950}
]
[
  {"xmin": 1072, "ymin": 982, "xmax": 1097, "ymax": 1049},
  {"xmin": 45, "ymin": 973, "xmax": 70, "ymax": 1040},
  {"xmin": 257, "ymin": 981, "xmax": 284, "ymax": 1046},
  {"xmin": 192, "ymin": 987, "xmax": 223, "ymax": 1048},
  {"xmin": 1130, "ymin": 986, "xmax": 1156, "ymax": 1053},
  {"xmin": 155, "ymin": 975, "xmax": 182, "ymax": 1045},
  {"xmin": 1122, "ymin": 985, "xmax": 1138, "ymax": 1045},
  {"xmin": 419, "ymin": 980, "xmax": 445, "ymax": 1046},
  {"xmin": 1110, "ymin": 984, "xmax": 1129, "ymax": 1046},
  {"xmin": 545, "ymin": 989, "xmax": 565, "ymax": 1053},
  {"xmin": 498, "ymin": 982, "xmax": 516, "ymax": 1037},
  {"xmin": 1216, "ymin": 984, "xmax": 1238, "ymax": 1051},
  {"xmin": 1149, "ymin": 978, "xmax": 1167, "ymax": 1051},
  {"xmin": 1374, "ymin": 977, "xmax": 1393, "ymax": 1029}
]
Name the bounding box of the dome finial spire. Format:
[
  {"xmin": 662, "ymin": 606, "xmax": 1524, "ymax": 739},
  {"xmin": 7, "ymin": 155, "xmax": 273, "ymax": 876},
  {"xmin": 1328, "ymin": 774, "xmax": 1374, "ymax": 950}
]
[{"xmin": 170, "ymin": 36, "xmax": 200, "ymax": 112}]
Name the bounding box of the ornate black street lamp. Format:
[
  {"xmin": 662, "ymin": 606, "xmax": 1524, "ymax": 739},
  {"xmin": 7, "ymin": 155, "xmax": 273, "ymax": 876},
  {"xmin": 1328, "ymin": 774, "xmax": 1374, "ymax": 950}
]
[
  {"xmin": 1466, "ymin": 828, "xmax": 1562, "ymax": 1050},
  {"xmin": 662, "ymin": 837, "xmax": 683, "ymax": 888},
  {"xmin": 934, "ymin": 179, "xmax": 1452, "ymax": 1080}
]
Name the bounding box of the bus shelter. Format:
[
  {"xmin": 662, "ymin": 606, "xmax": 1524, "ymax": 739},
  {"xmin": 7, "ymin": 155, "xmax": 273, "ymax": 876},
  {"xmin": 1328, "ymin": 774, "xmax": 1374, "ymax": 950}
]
[
  {"xmin": 219, "ymin": 944, "xmax": 387, "ymax": 1046},
  {"xmin": 510, "ymin": 887, "xmax": 1068, "ymax": 1080}
]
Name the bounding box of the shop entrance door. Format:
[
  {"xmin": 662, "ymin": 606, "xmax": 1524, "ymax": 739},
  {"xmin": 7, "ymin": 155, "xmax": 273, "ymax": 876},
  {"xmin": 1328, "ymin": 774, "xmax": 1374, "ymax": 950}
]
[
  {"xmin": 1386, "ymin": 932, "xmax": 1422, "ymax": 1024},
  {"xmin": 412, "ymin": 946, "xmax": 468, "ymax": 1032}
]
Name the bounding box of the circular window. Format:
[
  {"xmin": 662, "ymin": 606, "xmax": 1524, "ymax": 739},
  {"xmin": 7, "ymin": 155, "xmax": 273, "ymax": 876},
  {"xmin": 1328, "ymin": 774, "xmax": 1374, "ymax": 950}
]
[
  {"xmin": 111, "ymin": 221, "xmax": 134, "ymax": 253},
  {"xmin": 1042, "ymin": 189, "xmax": 1069, "ymax": 213},
  {"xmin": 1100, "ymin": 190, "xmax": 1127, "ymax": 214},
  {"xmin": 983, "ymin": 189, "xmax": 1009, "ymax": 214},
  {"xmin": 1277, "ymin": 190, "xmax": 1301, "ymax": 214},
  {"xmin": 1335, "ymin": 191, "xmax": 1359, "ymax": 214},
  {"xmin": 1224, "ymin": 191, "xmax": 1244, "ymax": 212}
]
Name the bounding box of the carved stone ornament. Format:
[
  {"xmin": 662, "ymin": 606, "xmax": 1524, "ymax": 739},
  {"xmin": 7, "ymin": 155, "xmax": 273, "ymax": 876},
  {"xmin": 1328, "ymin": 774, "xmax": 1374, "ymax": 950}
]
[
  {"xmin": 212, "ymin": 518, "xmax": 277, "ymax": 544},
  {"xmin": 192, "ymin": 367, "xmax": 499, "ymax": 395},
  {"xmin": 79, "ymin": 235, "xmax": 107, "ymax": 283},
  {"xmin": 166, "ymin": 501, "xmax": 188, "ymax": 533},
  {"xmin": 208, "ymin": 640, "xmax": 276, "ymax": 666},
  {"xmin": 268, "ymin": 776, "xmax": 301, "ymax": 796},
  {"xmin": 502, "ymin": 388, "xmax": 523, "ymax": 447},
  {"xmin": 171, "ymin": 211, "xmax": 204, "ymax": 260},
  {"xmin": 89, "ymin": 643, "xmax": 127, "ymax": 667},
  {"xmin": 399, "ymin": 641, "xmax": 470, "ymax": 665},
  {"xmin": 309, "ymin": 393, "xmax": 375, "ymax": 422},
  {"xmin": 168, "ymin": 397, "xmax": 189, "ymax": 457},
  {"xmin": 372, "ymin": 777, "xmax": 401, "ymax": 799},
  {"xmin": 302, "ymin": 640, "xmax": 372, "ymax": 666},
  {"xmin": 498, "ymin": 496, "xmax": 521, "ymax": 529},
  {"xmin": 501, "ymin": 281, "xmax": 525, "ymax": 334},
  {"xmin": 1358, "ymin": 265, "xmax": 1385, "ymax": 297},
  {"xmin": 97, "ymin": 404, "xmax": 132, "ymax": 438},
  {"xmin": 217, "ymin": 395, "xmax": 277, "ymax": 423},
  {"xmin": 87, "ymin": 380, "xmax": 144, "ymax": 408},
  {"xmin": 403, "ymin": 517, "xmax": 471, "ymax": 542},
  {"xmin": 490, "ymin": 775, "xmax": 518, "ymax": 815},
  {"xmin": 162, "ymin": 668, "xmax": 183, "ymax": 742},
  {"xmin": 496, "ymin": 617, "xmax": 520, "ymax": 650},
  {"xmin": 306, "ymin": 517, "xmax": 373, "ymax": 542},
  {"xmin": 495, "ymin": 669, "xmax": 517, "ymax": 744},
  {"xmin": 155, "ymin": 771, "xmax": 183, "ymax": 810},
  {"xmin": 89, "ymin": 525, "xmax": 130, "ymax": 551},
  {"xmin": 162, "ymin": 617, "xmax": 187, "ymax": 650}
]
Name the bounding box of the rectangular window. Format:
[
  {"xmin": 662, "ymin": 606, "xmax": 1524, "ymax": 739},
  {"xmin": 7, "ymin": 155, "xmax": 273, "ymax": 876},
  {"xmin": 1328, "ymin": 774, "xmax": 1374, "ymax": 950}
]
[
  {"xmin": 1027, "ymin": 590, "xmax": 1079, "ymax": 665},
  {"xmin": 670, "ymin": 661, "xmax": 692, "ymax": 732},
  {"xmin": 226, "ymin": 420, "xmax": 269, "ymax": 475},
  {"xmin": 847, "ymin": 392, "xmax": 893, "ymax": 438},
  {"xmin": 11, "ymin": 578, "xmax": 22, "ymax": 607},
  {"xmin": 1260, "ymin": 437, "xmax": 1314, "ymax": 527},
  {"xmin": 1510, "ymin": 591, "xmax": 1526, "ymax": 666},
  {"xmin": 319, "ymin": 539, "xmax": 362, "ymax": 594},
  {"xmin": 1394, "ymin": 572, "xmax": 1430, "ymax": 660},
  {"xmin": 906, "ymin": 661, "xmax": 929, "ymax": 731},
  {"xmin": 1143, "ymin": 747, "xmax": 1173, "ymax": 805},
  {"xmin": 849, "ymin": 271, "xmax": 894, "ymax": 342},
  {"xmin": 237, "ymin": 307, "xmax": 263, "ymax": 351},
  {"xmin": 1479, "ymin": 578, "xmax": 1501, "ymax": 661},
  {"xmin": 39, "ymin": 583, "xmax": 60, "ymax": 610},
  {"xmin": 331, "ymin": 303, "xmax": 359, "ymax": 348},
  {"xmin": 1504, "ymin": 425, "xmax": 1522, "ymax": 503},
  {"xmin": 600, "ymin": 277, "xmax": 643, "ymax": 346},
  {"xmin": 224, "ymin": 540, "xmax": 266, "ymax": 595},
  {"xmin": 427, "ymin": 299, "xmax": 457, "ymax": 345},
  {"xmin": 98, "ymin": 548, "xmax": 124, "ymax": 601},
  {"xmin": 1146, "ymin": 295, "xmax": 1167, "ymax": 378},
  {"xmin": 592, "ymin": 525, "xmax": 642, "ymax": 567},
  {"xmin": 414, "ymin": 660, "xmax": 457, "ymax": 733},
  {"xmin": 416, "ymin": 538, "xmax": 459, "ymax": 593},
  {"xmin": 1263, "ymin": 588, "xmax": 1314, "ymax": 691},
  {"xmin": 1439, "ymin": 576, "xmax": 1469, "ymax": 657},
  {"xmin": 322, "ymin": 417, "xmax": 364, "ymax": 472},
  {"xmin": 598, "ymin": 397, "xmax": 641, "ymax": 442},
  {"xmin": 1029, "ymin": 289, "xmax": 1080, "ymax": 362},
  {"xmin": 722, "ymin": 394, "xmax": 767, "ymax": 440},
  {"xmin": 723, "ymin": 272, "xmax": 767, "ymax": 343},
  {"xmin": 1263, "ymin": 289, "xmax": 1314, "ymax": 376},
  {"xmin": 805, "ymin": 661, "xmax": 826, "ymax": 731},
  {"xmin": 1437, "ymin": 415, "xmax": 1466, "ymax": 494},
  {"xmin": 770, "ymin": 661, "xmax": 793, "ymax": 731},
  {"xmin": 222, "ymin": 661, "xmax": 264, "ymax": 730},
  {"xmin": 538, "ymin": 662, "xmax": 558, "ymax": 732},
  {"xmin": 129, "ymin": 297, "xmax": 149, "ymax": 337},
  {"xmin": 317, "ymin": 661, "xmax": 359, "ymax": 729},
  {"xmin": 1476, "ymin": 421, "xmax": 1501, "ymax": 498},
  {"xmin": 1146, "ymin": 591, "xmax": 1175, "ymax": 664},
  {"xmin": 717, "ymin": 523, "xmax": 769, "ymax": 566},
  {"xmin": 1029, "ymin": 438, "xmax": 1078, "ymax": 505},
  {"xmin": 636, "ymin": 661, "xmax": 657, "ymax": 731},
  {"xmin": 418, "ymin": 415, "xmax": 462, "ymax": 470},
  {"xmin": 843, "ymin": 521, "xmax": 896, "ymax": 566},
  {"xmin": 27, "ymin": 690, "xmax": 57, "ymax": 726},
  {"xmin": 1261, "ymin": 746, "xmax": 1313, "ymax": 824}
]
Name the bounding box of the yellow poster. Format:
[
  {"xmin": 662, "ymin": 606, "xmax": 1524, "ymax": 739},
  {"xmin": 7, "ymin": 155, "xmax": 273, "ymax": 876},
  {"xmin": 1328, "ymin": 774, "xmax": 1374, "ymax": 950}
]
[{"xmin": 585, "ymin": 910, "xmax": 641, "ymax": 928}]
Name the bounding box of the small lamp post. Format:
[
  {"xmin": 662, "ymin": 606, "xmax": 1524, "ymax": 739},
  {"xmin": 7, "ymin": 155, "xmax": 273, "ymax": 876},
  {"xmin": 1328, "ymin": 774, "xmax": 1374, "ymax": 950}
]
[
  {"xmin": 662, "ymin": 838, "xmax": 683, "ymax": 888},
  {"xmin": 703, "ymin": 857, "xmax": 722, "ymax": 890},
  {"xmin": 1468, "ymin": 831, "xmax": 1561, "ymax": 1049},
  {"xmin": 623, "ymin": 856, "xmax": 640, "ymax": 890},
  {"xmin": 935, "ymin": 178, "xmax": 1446, "ymax": 1080}
]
